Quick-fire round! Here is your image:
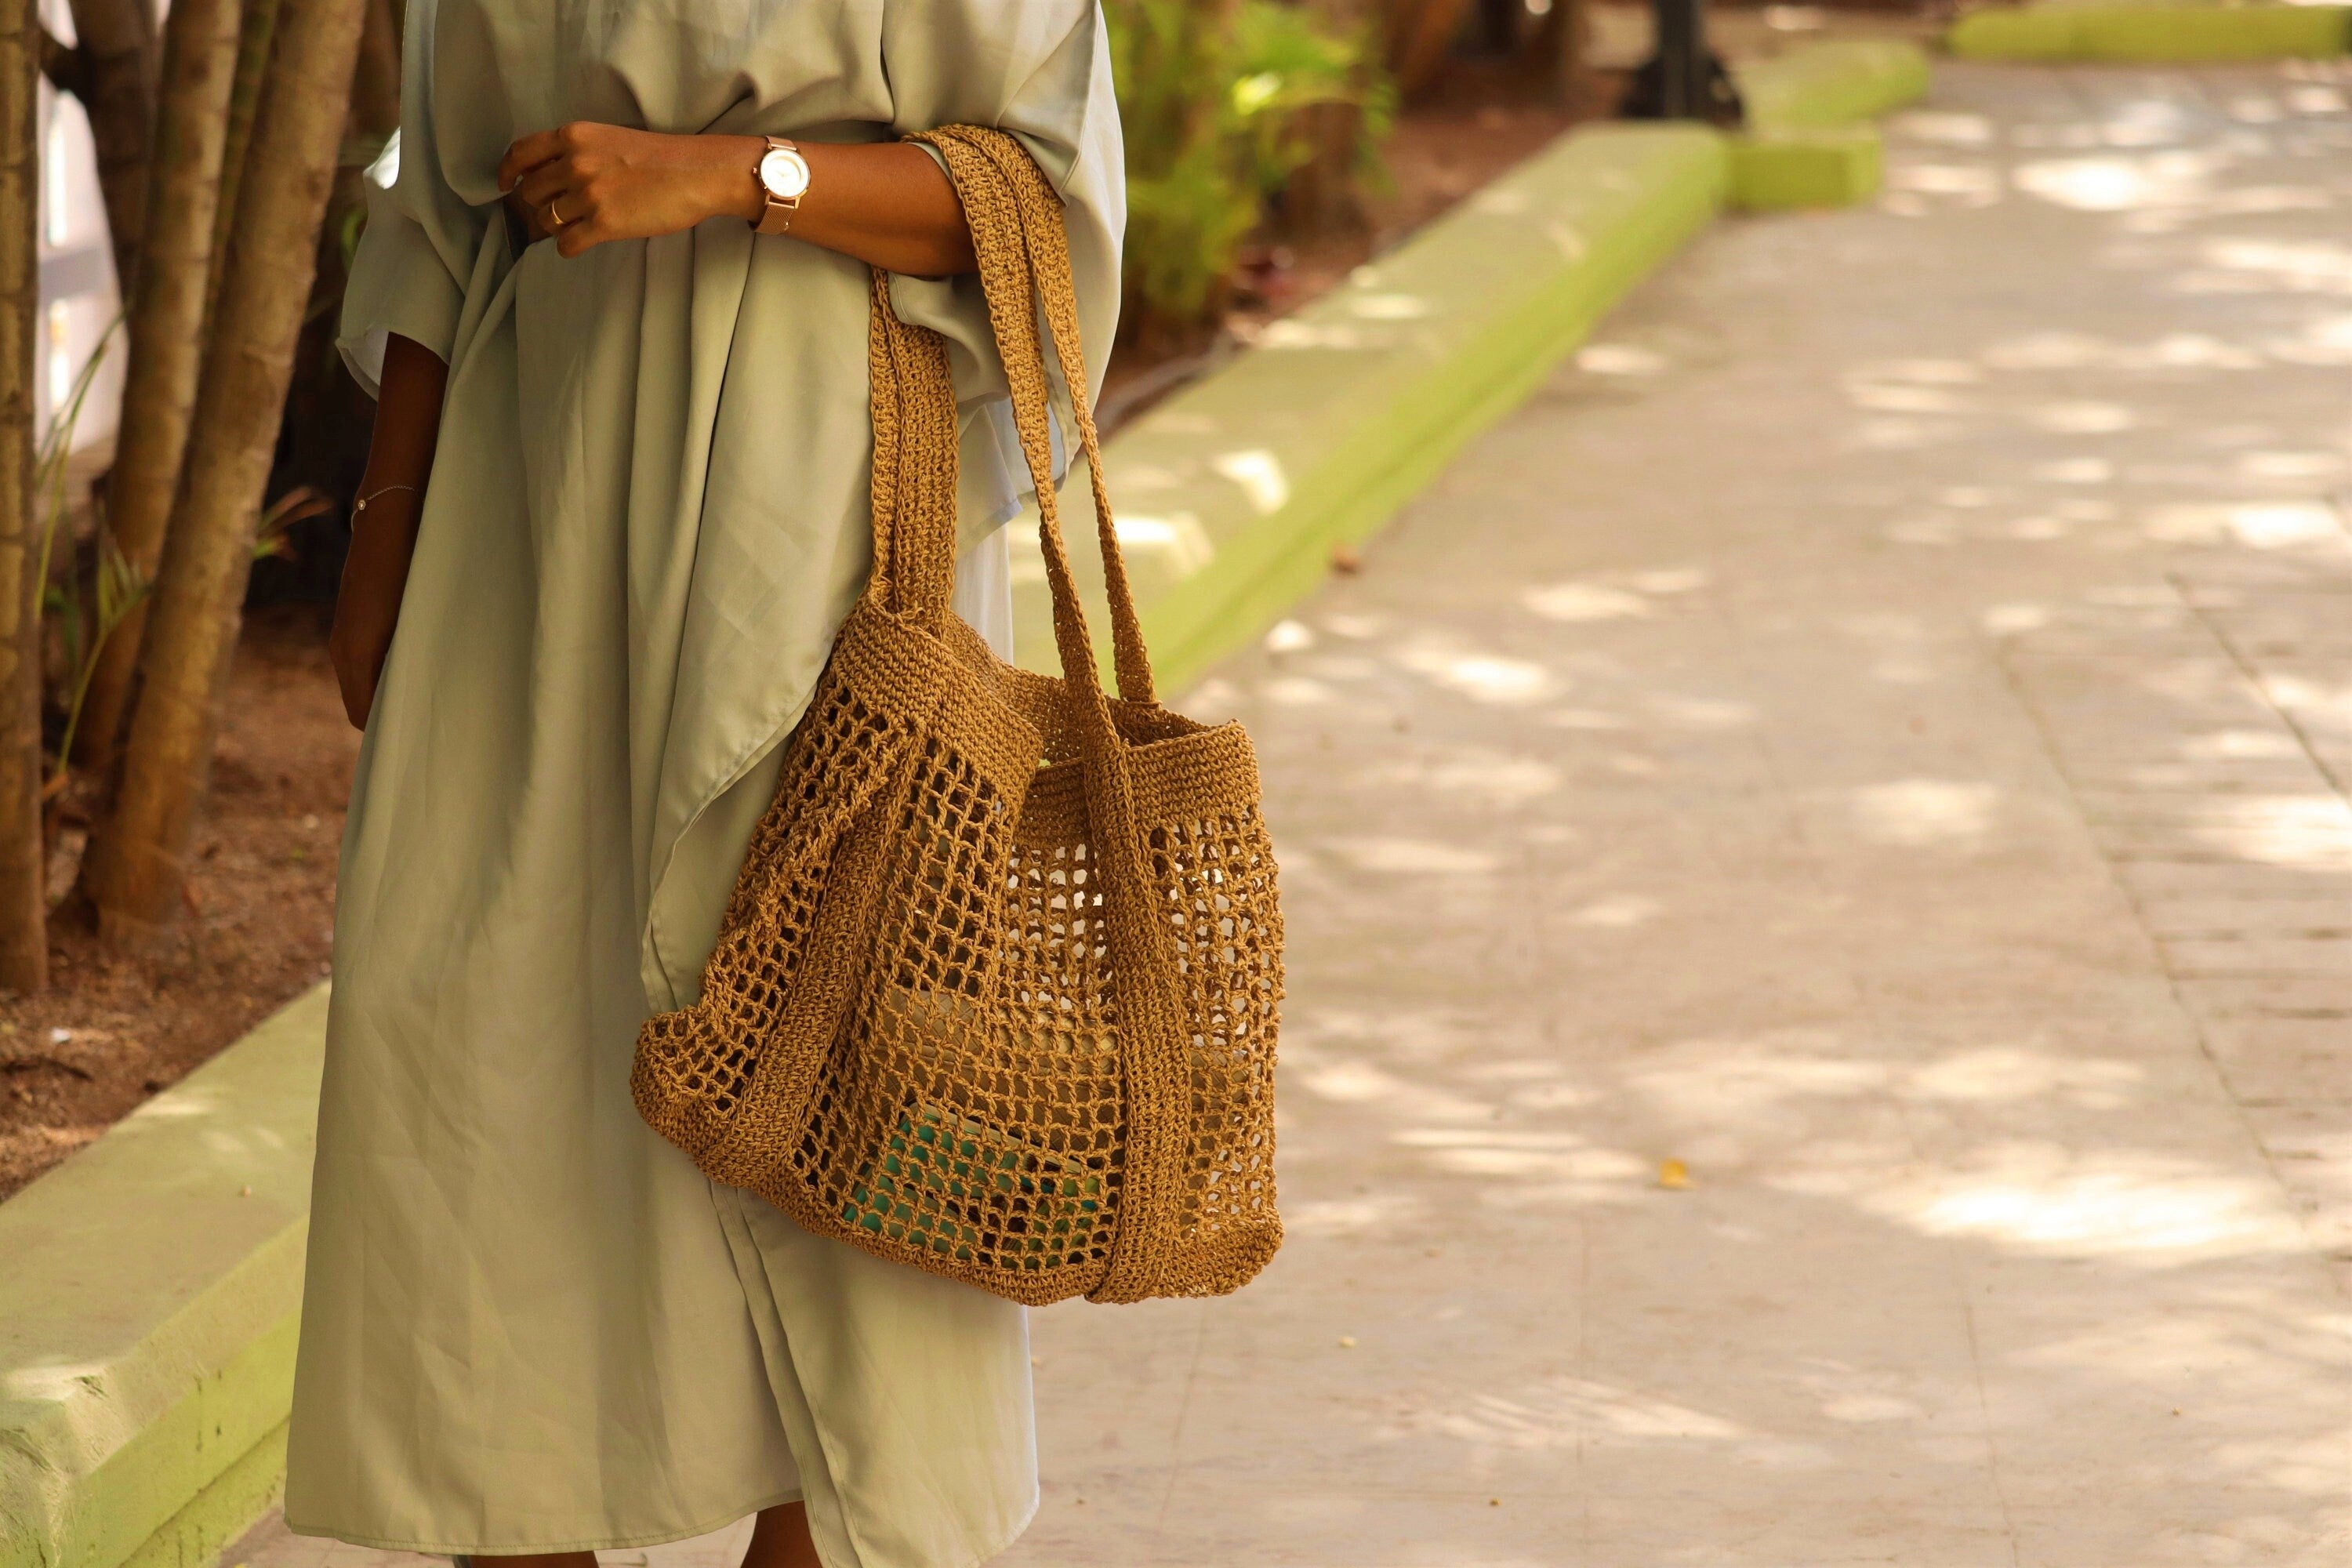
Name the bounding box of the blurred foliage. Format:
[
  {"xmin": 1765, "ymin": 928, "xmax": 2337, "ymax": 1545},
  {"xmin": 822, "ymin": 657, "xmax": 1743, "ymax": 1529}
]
[
  {"xmin": 1108, "ymin": 0, "xmax": 1395, "ymax": 343},
  {"xmin": 38, "ymin": 316, "xmax": 130, "ymax": 796},
  {"xmin": 32, "ymin": 316, "xmax": 321, "ymax": 792}
]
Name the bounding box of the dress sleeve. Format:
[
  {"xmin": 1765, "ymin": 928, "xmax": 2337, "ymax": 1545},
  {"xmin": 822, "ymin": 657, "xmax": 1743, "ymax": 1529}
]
[
  {"xmin": 336, "ymin": 0, "xmax": 486, "ymax": 398},
  {"xmin": 879, "ymin": 0, "xmax": 1125, "ymax": 549}
]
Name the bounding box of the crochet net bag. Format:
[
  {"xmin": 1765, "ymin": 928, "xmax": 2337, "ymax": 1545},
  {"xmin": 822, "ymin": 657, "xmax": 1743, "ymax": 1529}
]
[{"xmin": 632, "ymin": 127, "xmax": 1283, "ymax": 1305}]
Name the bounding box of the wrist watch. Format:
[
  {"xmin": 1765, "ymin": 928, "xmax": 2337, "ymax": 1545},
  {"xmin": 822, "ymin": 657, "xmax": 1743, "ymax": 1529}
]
[{"xmin": 753, "ymin": 136, "xmax": 811, "ymax": 234}]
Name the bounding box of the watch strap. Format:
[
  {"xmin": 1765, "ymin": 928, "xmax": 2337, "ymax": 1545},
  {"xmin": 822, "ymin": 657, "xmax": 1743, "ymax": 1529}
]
[{"xmin": 756, "ymin": 136, "xmax": 804, "ymax": 236}]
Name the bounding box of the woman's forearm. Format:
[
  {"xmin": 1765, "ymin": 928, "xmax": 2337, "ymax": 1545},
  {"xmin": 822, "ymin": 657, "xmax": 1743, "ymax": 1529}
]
[
  {"xmin": 497, "ymin": 125, "xmax": 977, "ymax": 278},
  {"xmin": 328, "ymin": 332, "xmax": 447, "ymax": 728},
  {"xmin": 364, "ymin": 332, "xmax": 449, "ymax": 496},
  {"xmin": 717, "ymin": 138, "xmax": 977, "ymax": 278}
]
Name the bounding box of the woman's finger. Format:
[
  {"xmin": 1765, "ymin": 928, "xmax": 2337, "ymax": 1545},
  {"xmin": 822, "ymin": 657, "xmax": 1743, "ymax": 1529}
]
[
  {"xmin": 555, "ymin": 212, "xmax": 609, "ymax": 260},
  {"xmin": 509, "ymin": 159, "xmax": 575, "ymax": 214},
  {"xmin": 496, "ymin": 126, "xmax": 570, "ymax": 191},
  {"xmin": 549, "ymin": 195, "xmax": 600, "ymax": 252}
]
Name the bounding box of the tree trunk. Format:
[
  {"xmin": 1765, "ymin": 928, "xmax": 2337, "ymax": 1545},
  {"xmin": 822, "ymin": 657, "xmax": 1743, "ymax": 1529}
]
[
  {"xmin": 202, "ymin": 0, "xmax": 281, "ymax": 336},
  {"xmin": 63, "ymin": 0, "xmax": 158, "ymax": 295},
  {"xmin": 347, "ymin": 0, "xmax": 400, "ymax": 140},
  {"xmin": 1530, "ymin": 0, "xmax": 1595, "ymax": 112},
  {"xmin": 1283, "ymin": 0, "xmax": 1372, "ymax": 241},
  {"xmin": 83, "ymin": 0, "xmax": 369, "ymax": 945},
  {"xmin": 1386, "ymin": 0, "xmax": 1475, "ymax": 100},
  {"xmin": 1282, "ymin": 100, "xmax": 1364, "ymax": 241},
  {"xmin": 0, "ymin": 0, "xmax": 44, "ymax": 991},
  {"xmin": 71, "ymin": 0, "xmax": 243, "ymax": 769}
]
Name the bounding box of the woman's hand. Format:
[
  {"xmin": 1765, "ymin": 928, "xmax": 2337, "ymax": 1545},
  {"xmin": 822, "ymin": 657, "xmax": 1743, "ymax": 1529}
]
[
  {"xmin": 499, "ymin": 124, "xmax": 977, "ymax": 277},
  {"xmin": 328, "ymin": 495, "xmax": 419, "ymax": 729},
  {"xmin": 499, "ymin": 125, "xmax": 763, "ymax": 258}
]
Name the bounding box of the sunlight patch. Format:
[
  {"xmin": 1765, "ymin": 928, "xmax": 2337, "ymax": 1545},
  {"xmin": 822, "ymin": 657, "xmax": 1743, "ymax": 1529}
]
[
  {"xmin": 1576, "ymin": 343, "xmax": 1670, "ymax": 376},
  {"xmin": 1320, "ymin": 837, "xmax": 1499, "ymax": 875},
  {"xmin": 1522, "ymin": 582, "xmax": 1653, "ymax": 622},
  {"xmin": 1850, "ymin": 779, "xmax": 1999, "ymax": 847},
  {"xmin": 1410, "ymin": 1375, "xmax": 1749, "ymax": 1450},
  {"xmin": 1210, "ymin": 448, "xmax": 1290, "ymax": 515},
  {"xmin": 1902, "ymin": 1047, "xmax": 2143, "ymax": 1108},
  {"xmin": 1394, "ymin": 637, "xmax": 1556, "ymax": 705},
  {"xmin": 1570, "ymin": 895, "xmax": 1661, "ymax": 928},
  {"xmin": 2142, "ymin": 501, "xmax": 2343, "ymax": 550},
  {"xmin": 1112, "ymin": 512, "xmax": 1214, "ymax": 575},
  {"xmin": 1867, "ymin": 1147, "xmax": 2309, "ymax": 1262}
]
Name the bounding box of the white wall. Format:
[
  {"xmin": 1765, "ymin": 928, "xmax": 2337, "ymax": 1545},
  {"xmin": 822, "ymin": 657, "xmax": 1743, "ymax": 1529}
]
[{"xmin": 37, "ymin": 0, "xmax": 144, "ymax": 457}]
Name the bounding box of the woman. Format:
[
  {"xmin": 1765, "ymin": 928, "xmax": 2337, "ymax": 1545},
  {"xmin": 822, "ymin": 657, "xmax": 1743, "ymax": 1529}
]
[{"xmin": 285, "ymin": 4, "xmax": 1123, "ymax": 1564}]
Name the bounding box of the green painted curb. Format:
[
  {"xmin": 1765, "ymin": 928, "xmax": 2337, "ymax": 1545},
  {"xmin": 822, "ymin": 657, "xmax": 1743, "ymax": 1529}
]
[
  {"xmin": 0, "ymin": 985, "xmax": 324, "ymax": 1568},
  {"xmin": 1733, "ymin": 125, "xmax": 1886, "ymax": 211},
  {"xmin": 1948, "ymin": 5, "xmax": 2352, "ymax": 61},
  {"xmin": 1722, "ymin": 42, "xmax": 1921, "ymax": 212},
  {"xmin": 1739, "ymin": 39, "xmax": 1934, "ymax": 130},
  {"xmin": 118, "ymin": 1421, "xmax": 288, "ymax": 1568}
]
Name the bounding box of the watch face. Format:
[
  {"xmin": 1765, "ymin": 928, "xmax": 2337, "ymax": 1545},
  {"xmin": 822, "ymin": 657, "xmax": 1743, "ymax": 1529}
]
[{"xmin": 760, "ymin": 147, "xmax": 811, "ymax": 201}]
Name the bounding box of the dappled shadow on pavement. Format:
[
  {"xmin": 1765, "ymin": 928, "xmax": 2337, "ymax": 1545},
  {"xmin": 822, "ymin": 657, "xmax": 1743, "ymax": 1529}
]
[{"xmin": 1004, "ymin": 59, "xmax": 2350, "ymax": 1568}]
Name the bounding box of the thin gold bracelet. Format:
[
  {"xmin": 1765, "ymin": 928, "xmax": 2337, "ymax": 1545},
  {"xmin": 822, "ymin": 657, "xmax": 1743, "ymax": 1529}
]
[{"xmin": 352, "ymin": 483, "xmax": 418, "ymax": 517}]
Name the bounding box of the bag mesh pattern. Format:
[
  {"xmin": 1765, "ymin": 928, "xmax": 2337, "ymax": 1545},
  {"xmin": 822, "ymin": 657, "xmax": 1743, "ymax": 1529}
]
[{"xmin": 633, "ymin": 128, "xmax": 1283, "ymax": 1305}]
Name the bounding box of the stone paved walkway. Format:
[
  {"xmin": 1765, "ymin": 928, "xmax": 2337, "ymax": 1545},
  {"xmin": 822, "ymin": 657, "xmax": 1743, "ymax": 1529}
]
[{"xmin": 231, "ymin": 60, "xmax": 2350, "ymax": 1568}]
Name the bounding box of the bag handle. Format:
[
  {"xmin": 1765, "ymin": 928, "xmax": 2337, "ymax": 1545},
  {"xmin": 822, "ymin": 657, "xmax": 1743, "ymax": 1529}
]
[
  {"xmin": 912, "ymin": 130, "xmax": 1200, "ymax": 1305},
  {"xmin": 862, "ymin": 268, "xmax": 963, "ymax": 631},
  {"xmin": 902, "ymin": 125, "xmax": 1158, "ymax": 711}
]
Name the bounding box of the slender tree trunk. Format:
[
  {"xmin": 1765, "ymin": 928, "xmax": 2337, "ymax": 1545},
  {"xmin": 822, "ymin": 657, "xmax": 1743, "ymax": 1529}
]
[
  {"xmin": 1283, "ymin": 0, "xmax": 1372, "ymax": 241},
  {"xmin": 83, "ymin": 0, "xmax": 369, "ymax": 944},
  {"xmin": 1386, "ymin": 0, "xmax": 1474, "ymax": 100},
  {"xmin": 71, "ymin": 0, "xmax": 242, "ymax": 769},
  {"xmin": 1531, "ymin": 0, "xmax": 1595, "ymax": 112},
  {"xmin": 0, "ymin": 0, "xmax": 44, "ymax": 992},
  {"xmin": 62, "ymin": 0, "xmax": 157, "ymax": 295},
  {"xmin": 347, "ymin": 0, "xmax": 400, "ymax": 140},
  {"xmin": 267, "ymin": 0, "xmax": 399, "ymax": 601},
  {"xmin": 202, "ymin": 0, "xmax": 281, "ymax": 336}
]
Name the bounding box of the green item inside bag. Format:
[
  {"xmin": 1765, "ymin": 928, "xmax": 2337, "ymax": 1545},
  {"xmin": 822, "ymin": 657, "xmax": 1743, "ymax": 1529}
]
[{"xmin": 843, "ymin": 1098, "xmax": 1105, "ymax": 1271}]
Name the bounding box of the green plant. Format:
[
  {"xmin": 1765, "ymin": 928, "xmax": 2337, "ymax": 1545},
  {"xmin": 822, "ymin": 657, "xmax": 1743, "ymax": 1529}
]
[
  {"xmin": 32, "ymin": 321, "xmax": 326, "ymax": 796},
  {"xmin": 1109, "ymin": 0, "xmax": 1393, "ymax": 340},
  {"xmin": 34, "ymin": 314, "xmax": 139, "ymax": 796},
  {"xmin": 1232, "ymin": 3, "xmax": 1394, "ymax": 196}
]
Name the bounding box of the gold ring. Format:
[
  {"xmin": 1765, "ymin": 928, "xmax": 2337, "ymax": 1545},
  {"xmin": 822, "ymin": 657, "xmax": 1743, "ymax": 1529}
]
[{"xmin": 545, "ymin": 198, "xmax": 568, "ymax": 230}]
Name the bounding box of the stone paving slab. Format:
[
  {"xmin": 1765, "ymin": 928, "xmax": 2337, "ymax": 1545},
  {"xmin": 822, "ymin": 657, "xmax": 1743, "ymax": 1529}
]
[{"xmin": 228, "ymin": 60, "xmax": 2351, "ymax": 1568}]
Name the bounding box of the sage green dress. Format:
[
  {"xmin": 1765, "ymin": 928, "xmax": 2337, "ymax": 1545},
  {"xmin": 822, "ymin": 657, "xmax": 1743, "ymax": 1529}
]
[{"xmin": 284, "ymin": 2, "xmax": 1123, "ymax": 1558}]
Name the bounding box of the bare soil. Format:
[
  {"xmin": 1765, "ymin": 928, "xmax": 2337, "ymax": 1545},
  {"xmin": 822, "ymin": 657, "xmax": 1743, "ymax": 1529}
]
[{"xmin": 0, "ymin": 606, "xmax": 354, "ymax": 1200}]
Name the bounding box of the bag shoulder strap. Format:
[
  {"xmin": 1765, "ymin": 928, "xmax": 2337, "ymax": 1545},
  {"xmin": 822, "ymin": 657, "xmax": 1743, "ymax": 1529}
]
[
  {"xmin": 904, "ymin": 125, "xmax": 1158, "ymax": 710},
  {"xmin": 863, "ymin": 267, "xmax": 962, "ymax": 630}
]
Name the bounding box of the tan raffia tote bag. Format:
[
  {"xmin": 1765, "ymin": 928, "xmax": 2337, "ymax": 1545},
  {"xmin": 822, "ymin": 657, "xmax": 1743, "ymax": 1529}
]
[{"xmin": 632, "ymin": 127, "xmax": 1283, "ymax": 1306}]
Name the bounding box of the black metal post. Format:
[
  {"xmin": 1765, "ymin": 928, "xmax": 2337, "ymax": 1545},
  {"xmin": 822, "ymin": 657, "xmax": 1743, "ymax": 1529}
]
[{"xmin": 1655, "ymin": 0, "xmax": 1707, "ymax": 120}]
